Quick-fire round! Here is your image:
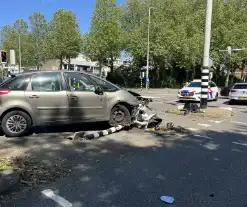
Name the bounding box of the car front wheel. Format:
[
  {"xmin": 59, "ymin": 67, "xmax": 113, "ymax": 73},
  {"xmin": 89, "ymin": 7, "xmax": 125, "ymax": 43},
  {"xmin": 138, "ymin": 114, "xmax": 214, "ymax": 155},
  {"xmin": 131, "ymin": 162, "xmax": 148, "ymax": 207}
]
[
  {"xmin": 109, "ymin": 105, "xmax": 131, "ymax": 126},
  {"xmin": 1, "ymin": 111, "xmax": 32, "ymax": 137}
]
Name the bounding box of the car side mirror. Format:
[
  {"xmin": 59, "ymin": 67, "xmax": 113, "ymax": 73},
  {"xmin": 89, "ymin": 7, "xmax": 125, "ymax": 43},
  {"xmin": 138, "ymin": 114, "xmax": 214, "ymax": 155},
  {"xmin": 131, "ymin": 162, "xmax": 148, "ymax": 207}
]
[{"xmin": 95, "ymin": 86, "xmax": 104, "ymax": 95}]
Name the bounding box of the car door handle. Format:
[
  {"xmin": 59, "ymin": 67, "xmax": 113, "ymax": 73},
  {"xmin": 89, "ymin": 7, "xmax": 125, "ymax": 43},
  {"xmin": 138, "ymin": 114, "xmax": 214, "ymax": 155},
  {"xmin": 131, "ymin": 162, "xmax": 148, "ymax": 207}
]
[
  {"xmin": 29, "ymin": 95, "xmax": 39, "ymax": 98},
  {"xmin": 70, "ymin": 96, "xmax": 78, "ymax": 100}
]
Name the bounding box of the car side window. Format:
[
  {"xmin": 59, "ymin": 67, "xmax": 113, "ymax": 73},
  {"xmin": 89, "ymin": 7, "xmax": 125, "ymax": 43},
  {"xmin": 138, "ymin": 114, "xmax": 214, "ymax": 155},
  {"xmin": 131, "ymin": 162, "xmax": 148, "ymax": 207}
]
[
  {"xmin": 0, "ymin": 74, "xmax": 31, "ymax": 91},
  {"xmin": 64, "ymin": 72, "xmax": 95, "ymax": 92},
  {"xmin": 210, "ymin": 82, "xmax": 216, "ymax": 87},
  {"xmin": 88, "ymin": 75, "xmax": 120, "ymax": 92},
  {"xmin": 31, "ymin": 72, "xmax": 62, "ymax": 92}
]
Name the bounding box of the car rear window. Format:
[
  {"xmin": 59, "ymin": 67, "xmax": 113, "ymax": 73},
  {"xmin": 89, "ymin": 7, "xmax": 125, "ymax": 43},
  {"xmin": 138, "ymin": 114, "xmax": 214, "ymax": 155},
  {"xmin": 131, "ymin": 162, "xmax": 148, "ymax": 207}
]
[
  {"xmin": 0, "ymin": 74, "xmax": 32, "ymax": 91},
  {"xmin": 233, "ymin": 84, "xmax": 247, "ymax": 89},
  {"xmin": 187, "ymin": 82, "xmax": 201, "ymax": 87}
]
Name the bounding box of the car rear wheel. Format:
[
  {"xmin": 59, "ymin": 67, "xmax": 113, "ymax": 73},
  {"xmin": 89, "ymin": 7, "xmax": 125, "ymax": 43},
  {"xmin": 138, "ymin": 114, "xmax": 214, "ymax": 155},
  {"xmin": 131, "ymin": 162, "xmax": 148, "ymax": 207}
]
[
  {"xmin": 1, "ymin": 111, "xmax": 32, "ymax": 137},
  {"xmin": 109, "ymin": 105, "xmax": 131, "ymax": 126}
]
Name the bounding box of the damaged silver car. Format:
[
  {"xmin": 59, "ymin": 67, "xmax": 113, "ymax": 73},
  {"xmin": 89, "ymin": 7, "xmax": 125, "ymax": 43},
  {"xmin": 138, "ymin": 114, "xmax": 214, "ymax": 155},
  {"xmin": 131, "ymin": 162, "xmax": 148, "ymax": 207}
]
[{"xmin": 0, "ymin": 71, "xmax": 139, "ymax": 137}]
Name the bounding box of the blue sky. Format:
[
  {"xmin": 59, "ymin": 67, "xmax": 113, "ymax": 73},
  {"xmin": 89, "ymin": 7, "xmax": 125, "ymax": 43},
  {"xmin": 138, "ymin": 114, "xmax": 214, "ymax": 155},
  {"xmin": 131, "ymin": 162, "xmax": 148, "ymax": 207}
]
[{"xmin": 0, "ymin": 0, "xmax": 125, "ymax": 33}]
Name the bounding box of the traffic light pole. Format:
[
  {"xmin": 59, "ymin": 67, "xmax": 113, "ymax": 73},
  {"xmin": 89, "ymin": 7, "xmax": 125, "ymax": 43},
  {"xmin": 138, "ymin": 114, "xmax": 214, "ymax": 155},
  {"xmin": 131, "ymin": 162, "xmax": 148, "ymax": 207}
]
[{"xmin": 200, "ymin": 0, "xmax": 213, "ymax": 109}]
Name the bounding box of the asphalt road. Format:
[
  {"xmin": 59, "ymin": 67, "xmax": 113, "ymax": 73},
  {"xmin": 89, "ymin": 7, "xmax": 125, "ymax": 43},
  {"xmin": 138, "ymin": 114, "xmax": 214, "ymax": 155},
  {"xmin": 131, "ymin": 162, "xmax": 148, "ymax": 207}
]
[{"xmin": 1, "ymin": 89, "xmax": 247, "ymax": 207}]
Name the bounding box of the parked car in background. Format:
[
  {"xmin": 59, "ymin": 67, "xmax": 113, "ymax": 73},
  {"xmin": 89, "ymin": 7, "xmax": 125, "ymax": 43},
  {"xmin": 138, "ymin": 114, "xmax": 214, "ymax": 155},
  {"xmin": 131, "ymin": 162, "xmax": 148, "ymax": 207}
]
[
  {"xmin": 220, "ymin": 84, "xmax": 234, "ymax": 97},
  {"xmin": 229, "ymin": 82, "xmax": 247, "ymax": 104},
  {"xmin": 178, "ymin": 79, "xmax": 219, "ymax": 102},
  {"xmin": 0, "ymin": 71, "xmax": 139, "ymax": 137}
]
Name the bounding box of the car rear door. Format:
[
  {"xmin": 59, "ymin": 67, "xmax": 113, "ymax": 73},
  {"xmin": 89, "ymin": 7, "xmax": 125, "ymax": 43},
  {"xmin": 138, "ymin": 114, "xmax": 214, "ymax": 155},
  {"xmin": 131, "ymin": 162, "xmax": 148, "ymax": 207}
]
[
  {"xmin": 25, "ymin": 72, "xmax": 70, "ymax": 124},
  {"xmin": 63, "ymin": 72, "xmax": 107, "ymax": 122}
]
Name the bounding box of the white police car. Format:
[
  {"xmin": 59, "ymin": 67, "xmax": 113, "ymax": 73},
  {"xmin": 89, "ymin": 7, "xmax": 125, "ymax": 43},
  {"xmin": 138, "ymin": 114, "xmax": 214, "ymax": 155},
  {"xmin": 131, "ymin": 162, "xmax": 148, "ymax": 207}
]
[{"xmin": 177, "ymin": 79, "xmax": 219, "ymax": 102}]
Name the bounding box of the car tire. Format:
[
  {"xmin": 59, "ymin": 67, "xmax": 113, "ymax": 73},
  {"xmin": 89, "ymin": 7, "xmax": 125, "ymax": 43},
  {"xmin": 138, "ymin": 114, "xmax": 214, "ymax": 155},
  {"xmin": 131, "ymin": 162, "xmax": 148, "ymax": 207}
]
[
  {"xmin": 109, "ymin": 105, "xmax": 131, "ymax": 126},
  {"xmin": 1, "ymin": 110, "xmax": 32, "ymax": 137},
  {"xmin": 214, "ymin": 93, "xmax": 219, "ymax": 101}
]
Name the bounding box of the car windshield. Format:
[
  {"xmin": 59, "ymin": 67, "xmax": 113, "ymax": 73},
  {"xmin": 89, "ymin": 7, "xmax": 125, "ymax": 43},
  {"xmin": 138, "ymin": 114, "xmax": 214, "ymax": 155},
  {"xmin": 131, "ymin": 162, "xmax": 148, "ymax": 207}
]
[
  {"xmin": 88, "ymin": 75, "xmax": 120, "ymax": 92},
  {"xmin": 187, "ymin": 82, "xmax": 201, "ymax": 87},
  {"xmin": 233, "ymin": 84, "xmax": 247, "ymax": 89}
]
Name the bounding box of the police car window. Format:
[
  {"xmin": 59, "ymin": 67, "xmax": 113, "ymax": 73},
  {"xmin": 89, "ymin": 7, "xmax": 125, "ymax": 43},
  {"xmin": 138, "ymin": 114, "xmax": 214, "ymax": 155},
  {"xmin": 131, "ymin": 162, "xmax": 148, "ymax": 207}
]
[
  {"xmin": 187, "ymin": 82, "xmax": 201, "ymax": 87},
  {"xmin": 0, "ymin": 74, "xmax": 31, "ymax": 91},
  {"xmin": 88, "ymin": 75, "xmax": 120, "ymax": 92},
  {"xmin": 64, "ymin": 72, "xmax": 95, "ymax": 92},
  {"xmin": 210, "ymin": 82, "xmax": 216, "ymax": 87}
]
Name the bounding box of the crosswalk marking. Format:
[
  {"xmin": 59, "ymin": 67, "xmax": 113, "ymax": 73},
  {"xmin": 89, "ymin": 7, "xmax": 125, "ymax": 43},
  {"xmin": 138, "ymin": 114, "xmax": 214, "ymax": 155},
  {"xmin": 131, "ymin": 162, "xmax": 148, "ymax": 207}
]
[
  {"xmin": 198, "ymin": 123, "xmax": 212, "ymax": 127},
  {"xmin": 209, "ymin": 120, "xmax": 223, "ymax": 124},
  {"xmin": 232, "ymin": 142, "xmax": 247, "ymax": 147},
  {"xmin": 194, "ymin": 134, "xmax": 213, "ymax": 140},
  {"xmin": 187, "ymin": 128, "xmax": 199, "ymax": 131},
  {"xmin": 230, "ymin": 121, "xmax": 247, "ymax": 125},
  {"xmin": 41, "ymin": 189, "xmax": 73, "ymax": 207}
]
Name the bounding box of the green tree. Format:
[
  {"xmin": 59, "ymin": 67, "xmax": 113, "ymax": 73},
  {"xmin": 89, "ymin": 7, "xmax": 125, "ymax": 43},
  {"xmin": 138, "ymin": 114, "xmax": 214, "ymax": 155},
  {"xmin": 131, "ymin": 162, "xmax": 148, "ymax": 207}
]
[
  {"xmin": 1, "ymin": 20, "xmax": 33, "ymax": 68},
  {"xmin": 48, "ymin": 9, "xmax": 81, "ymax": 69},
  {"xmin": 29, "ymin": 12, "xmax": 48, "ymax": 69},
  {"xmin": 82, "ymin": 0, "xmax": 123, "ymax": 72}
]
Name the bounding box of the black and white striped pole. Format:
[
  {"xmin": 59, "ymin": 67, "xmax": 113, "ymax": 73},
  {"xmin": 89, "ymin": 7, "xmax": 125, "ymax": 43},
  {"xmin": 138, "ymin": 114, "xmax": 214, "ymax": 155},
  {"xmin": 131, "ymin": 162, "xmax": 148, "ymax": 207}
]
[{"xmin": 200, "ymin": 0, "xmax": 213, "ymax": 109}]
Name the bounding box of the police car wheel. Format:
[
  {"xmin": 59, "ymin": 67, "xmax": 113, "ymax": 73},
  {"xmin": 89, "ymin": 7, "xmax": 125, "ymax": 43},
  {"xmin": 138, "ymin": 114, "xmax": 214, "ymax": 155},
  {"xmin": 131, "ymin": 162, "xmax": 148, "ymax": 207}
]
[{"xmin": 214, "ymin": 93, "xmax": 218, "ymax": 101}]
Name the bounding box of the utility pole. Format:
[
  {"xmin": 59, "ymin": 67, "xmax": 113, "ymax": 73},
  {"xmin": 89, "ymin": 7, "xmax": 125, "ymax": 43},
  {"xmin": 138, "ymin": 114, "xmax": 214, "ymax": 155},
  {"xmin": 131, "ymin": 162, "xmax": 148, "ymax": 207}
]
[
  {"xmin": 200, "ymin": 0, "xmax": 213, "ymax": 109},
  {"xmin": 146, "ymin": 7, "xmax": 151, "ymax": 90},
  {"xmin": 18, "ymin": 33, "xmax": 21, "ymax": 73},
  {"xmin": 219, "ymin": 47, "xmax": 247, "ymax": 86},
  {"xmin": 141, "ymin": 0, "xmax": 154, "ymax": 90}
]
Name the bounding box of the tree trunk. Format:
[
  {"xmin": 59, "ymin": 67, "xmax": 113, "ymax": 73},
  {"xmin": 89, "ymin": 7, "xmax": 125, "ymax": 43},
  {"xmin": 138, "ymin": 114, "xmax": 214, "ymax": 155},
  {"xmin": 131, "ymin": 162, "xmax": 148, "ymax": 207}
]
[
  {"xmin": 59, "ymin": 57, "xmax": 63, "ymax": 70},
  {"xmin": 192, "ymin": 67, "xmax": 196, "ymax": 79},
  {"xmin": 68, "ymin": 57, "xmax": 71, "ymax": 71},
  {"xmin": 225, "ymin": 68, "xmax": 230, "ymax": 86},
  {"xmin": 110, "ymin": 57, "xmax": 114, "ymax": 73}
]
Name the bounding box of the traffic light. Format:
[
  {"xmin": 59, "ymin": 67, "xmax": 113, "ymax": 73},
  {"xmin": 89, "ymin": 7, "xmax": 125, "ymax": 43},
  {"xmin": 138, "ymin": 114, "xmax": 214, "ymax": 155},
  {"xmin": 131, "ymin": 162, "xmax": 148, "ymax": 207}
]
[{"xmin": 1, "ymin": 51, "xmax": 7, "ymax": 63}]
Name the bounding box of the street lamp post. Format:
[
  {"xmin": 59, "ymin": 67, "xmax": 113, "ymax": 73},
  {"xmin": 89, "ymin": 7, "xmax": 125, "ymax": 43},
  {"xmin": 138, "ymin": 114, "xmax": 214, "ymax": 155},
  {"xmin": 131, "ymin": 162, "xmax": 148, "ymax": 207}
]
[
  {"xmin": 219, "ymin": 47, "xmax": 247, "ymax": 86},
  {"xmin": 146, "ymin": 6, "xmax": 151, "ymax": 90},
  {"xmin": 18, "ymin": 33, "xmax": 22, "ymax": 73},
  {"xmin": 141, "ymin": 0, "xmax": 154, "ymax": 90}
]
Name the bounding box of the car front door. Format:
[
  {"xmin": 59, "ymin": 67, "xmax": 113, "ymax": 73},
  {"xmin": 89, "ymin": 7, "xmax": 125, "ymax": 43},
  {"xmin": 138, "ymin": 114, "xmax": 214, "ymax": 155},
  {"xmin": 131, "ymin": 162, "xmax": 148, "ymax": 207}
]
[
  {"xmin": 25, "ymin": 72, "xmax": 70, "ymax": 124},
  {"xmin": 64, "ymin": 72, "xmax": 107, "ymax": 122}
]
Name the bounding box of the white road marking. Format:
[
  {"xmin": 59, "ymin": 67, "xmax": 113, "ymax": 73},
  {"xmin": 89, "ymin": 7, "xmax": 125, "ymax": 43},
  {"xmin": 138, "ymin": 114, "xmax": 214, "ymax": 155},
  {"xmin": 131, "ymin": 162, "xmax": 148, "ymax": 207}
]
[
  {"xmin": 194, "ymin": 134, "xmax": 213, "ymax": 140},
  {"xmin": 220, "ymin": 107, "xmax": 232, "ymax": 111},
  {"xmin": 198, "ymin": 123, "xmax": 212, "ymax": 128},
  {"xmin": 209, "ymin": 120, "xmax": 223, "ymax": 124},
  {"xmin": 41, "ymin": 189, "xmax": 73, "ymax": 207},
  {"xmin": 187, "ymin": 128, "xmax": 199, "ymax": 131},
  {"xmin": 230, "ymin": 121, "xmax": 247, "ymax": 125},
  {"xmin": 232, "ymin": 142, "xmax": 247, "ymax": 147}
]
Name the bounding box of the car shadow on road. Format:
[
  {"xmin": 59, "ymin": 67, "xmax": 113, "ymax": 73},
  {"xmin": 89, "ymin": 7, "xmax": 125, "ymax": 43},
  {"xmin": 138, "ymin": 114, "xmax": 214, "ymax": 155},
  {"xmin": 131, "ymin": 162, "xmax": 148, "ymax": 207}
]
[
  {"xmin": 2, "ymin": 125, "xmax": 247, "ymax": 206},
  {"xmin": 32, "ymin": 122, "xmax": 110, "ymax": 134}
]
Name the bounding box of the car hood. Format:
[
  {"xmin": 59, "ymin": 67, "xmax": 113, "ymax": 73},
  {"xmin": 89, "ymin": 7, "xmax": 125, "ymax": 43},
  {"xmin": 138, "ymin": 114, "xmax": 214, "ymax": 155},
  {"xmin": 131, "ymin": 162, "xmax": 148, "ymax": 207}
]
[
  {"xmin": 116, "ymin": 89, "xmax": 139, "ymax": 105},
  {"xmin": 180, "ymin": 87, "xmax": 202, "ymax": 93}
]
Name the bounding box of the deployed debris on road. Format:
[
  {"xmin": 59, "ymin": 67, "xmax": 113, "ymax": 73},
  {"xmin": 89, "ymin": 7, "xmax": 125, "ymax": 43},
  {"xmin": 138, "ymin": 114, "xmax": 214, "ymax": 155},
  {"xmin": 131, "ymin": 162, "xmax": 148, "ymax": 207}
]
[
  {"xmin": 145, "ymin": 122, "xmax": 191, "ymax": 134},
  {"xmin": 132, "ymin": 97, "xmax": 162, "ymax": 129},
  {"xmin": 183, "ymin": 102, "xmax": 200, "ymax": 115},
  {"xmin": 160, "ymin": 195, "xmax": 175, "ymax": 204},
  {"xmin": 66, "ymin": 96, "xmax": 163, "ymax": 141},
  {"xmin": 66, "ymin": 125, "xmax": 126, "ymax": 141}
]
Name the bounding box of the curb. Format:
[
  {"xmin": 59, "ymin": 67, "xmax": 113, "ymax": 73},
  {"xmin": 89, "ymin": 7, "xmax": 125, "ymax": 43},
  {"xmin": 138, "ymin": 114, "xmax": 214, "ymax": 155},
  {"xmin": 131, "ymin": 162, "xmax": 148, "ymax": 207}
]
[
  {"xmin": 0, "ymin": 169, "xmax": 20, "ymax": 195},
  {"xmin": 176, "ymin": 104, "xmax": 233, "ymax": 111}
]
